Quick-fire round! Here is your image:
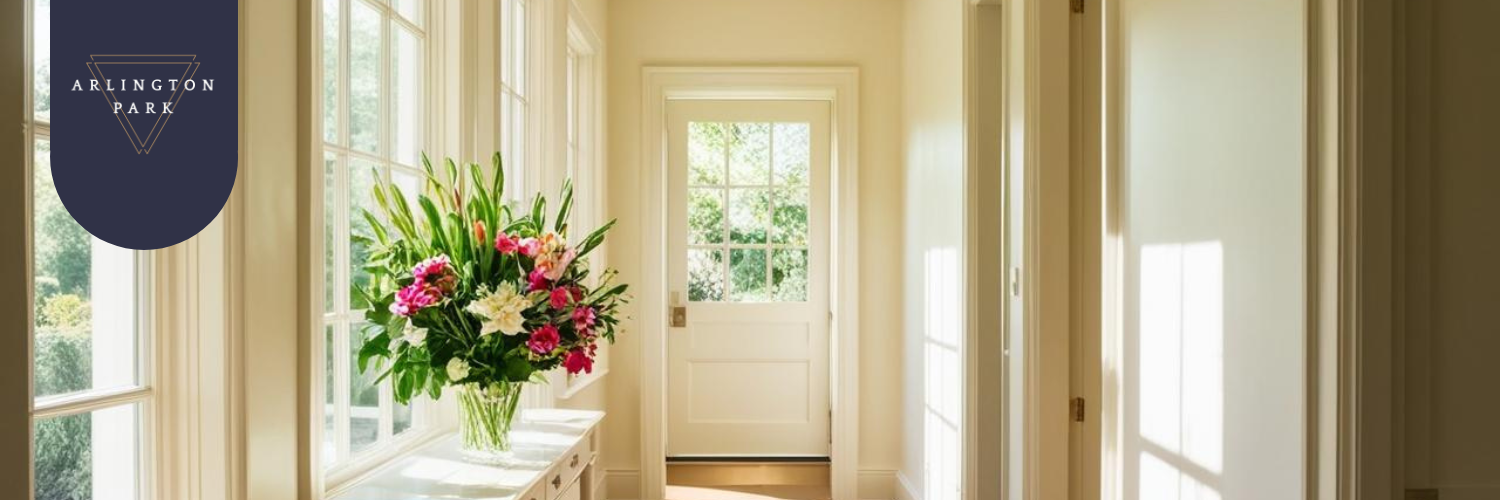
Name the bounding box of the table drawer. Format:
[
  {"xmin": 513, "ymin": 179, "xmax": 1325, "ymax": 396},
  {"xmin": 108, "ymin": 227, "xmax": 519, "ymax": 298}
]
[{"xmin": 547, "ymin": 430, "xmax": 594, "ymax": 500}]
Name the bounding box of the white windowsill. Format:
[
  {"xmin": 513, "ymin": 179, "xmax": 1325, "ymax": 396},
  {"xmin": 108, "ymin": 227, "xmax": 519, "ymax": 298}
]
[
  {"xmin": 326, "ymin": 409, "xmax": 603, "ymax": 500},
  {"xmin": 556, "ymin": 369, "xmax": 608, "ymax": 400}
]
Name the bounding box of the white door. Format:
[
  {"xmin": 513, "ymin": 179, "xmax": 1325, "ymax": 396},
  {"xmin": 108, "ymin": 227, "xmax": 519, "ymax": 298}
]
[{"xmin": 665, "ymin": 100, "xmax": 832, "ymax": 457}]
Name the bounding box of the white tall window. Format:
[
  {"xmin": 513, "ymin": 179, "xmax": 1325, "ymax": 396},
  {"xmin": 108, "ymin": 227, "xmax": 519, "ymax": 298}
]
[
  {"xmin": 318, "ymin": 0, "xmax": 432, "ymax": 481},
  {"xmin": 27, "ymin": 0, "xmax": 155, "ymax": 498},
  {"xmin": 498, "ymin": 0, "xmax": 531, "ymax": 198},
  {"xmin": 558, "ymin": 15, "xmax": 608, "ymax": 395}
]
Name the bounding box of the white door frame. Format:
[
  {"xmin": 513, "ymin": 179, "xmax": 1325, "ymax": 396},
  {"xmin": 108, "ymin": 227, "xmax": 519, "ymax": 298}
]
[{"xmin": 638, "ymin": 66, "xmax": 860, "ymax": 500}]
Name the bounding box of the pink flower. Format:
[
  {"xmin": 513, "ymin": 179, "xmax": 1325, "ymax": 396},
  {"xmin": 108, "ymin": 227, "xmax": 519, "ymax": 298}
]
[
  {"xmin": 527, "ymin": 325, "xmax": 560, "ymax": 355},
  {"xmin": 412, "ymin": 255, "xmax": 452, "ymax": 284},
  {"xmin": 518, "ymin": 237, "xmax": 542, "ymax": 258},
  {"xmin": 572, "ymin": 306, "xmax": 596, "ymax": 331},
  {"xmin": 543, "ymin": 249, "xmax": 577, "ymax": 281},
  {"xmin": 495, "ymin": 233, "xmax": 520, "ymax": 254},
  {"xmin": 527, "ymin": 267, "xmax": 551, "ymax": 292},
  {"xmin": 390, "ymin": 283, "xmax": 441, "ymax": 317},
  {"xmin": 563, "ymin": 348, "xmax": 594, "ymax": 375},
  {"xmin": 570, "ymin": 286, "xmax": 585, "ymax": 302},
  {"xmin": 550, "ymin": 288, "xmax": 572, "ymax": 309}
]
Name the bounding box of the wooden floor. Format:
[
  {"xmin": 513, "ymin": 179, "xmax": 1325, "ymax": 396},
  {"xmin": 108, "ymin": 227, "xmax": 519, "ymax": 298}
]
[{"xmin": 666, "ymin": 463, "xmax": 830, "ymax": 500}]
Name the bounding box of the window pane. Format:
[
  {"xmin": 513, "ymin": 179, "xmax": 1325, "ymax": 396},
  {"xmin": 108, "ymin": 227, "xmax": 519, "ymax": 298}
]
[
  {"xmin": 728, "ymin": 123, "xmax": 770, "ymax": 186},
  {"xmin": 511, "ymin": 98, "xmax": 526, "ymax": 186},
  {"xmin": 33, "ymin": 0, "xmax": 51, "ymax": 122},
  {"xmin": 34, "ymin": 403, "xmax": 141, "ymax": 500},
  {"xmin": 499, "ymin": 0, "xmax": 512, "ymax": 85},
  {"xmin": 770, "ymin": 187, "xmax": 809, "ymax": 246},
  {"xmin": 349, "ymin": 0, "xmax": 381, "ymax": 154},
  {"xmin": 392, "ymin": 0, "xmax": 422, "ymax": 25},
  {"xmin": 513, "ymin": 0, "xmax": 527, "ymax": 97},
  {"xmin": 349, "ymin": 323, "xmax": 380, "ymax": 454},
  {"xmin": 772, "ymin": 249, "xmax": 809, "ymax": 302},
  {"xmin": 688, "ymin": 122, "xmax": 727, "ymax": 185},
  {"xmin": 688, "ymin": 188, "xmax": 725, "ymax": 245},
  {"xmin": 322, "ymin": 0, "xmax": 339, "ymax": 143},
  {"xmin": 324, "ymin": 152, "xmax": 337, "ymax": 313},
  {"xmin": 322, "ymin": 324, "xmax": 336, "ymax": 468},
  {"xmin": 729, "ymin": 248, "xmax": 769, "ymax": 302},
  {"xmin": 392, "ymin": 25, "xmax": 422, "ymax": 167},
  {"xmin": 394, "ymin": 399, "xmax": 413, "ymax": 435},
  {"xmin": 728, "ymin": 188, "xmax": 769, "ymax": 245},
  {"xmin": 33, "ymin": 138, "xmax": 139, "ymax": 399},
  {"xmin": 772, "ymin": 123, "xmax": 810, "ymax": 185},
  {"xmin": 349, "ymin": 159, "xmax": 380, "ymax": 310},
  {"xmin": 687, "ymin": 249, "xmax": 724, "ymax": 302}
]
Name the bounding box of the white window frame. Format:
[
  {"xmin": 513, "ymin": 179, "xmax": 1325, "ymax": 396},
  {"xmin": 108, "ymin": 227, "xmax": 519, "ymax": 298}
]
[
  {"xmin": 24, "ymin": 0, "xmax": 158, "ymax": 497},
  {"xmin": 555, "ymin": 6, "xmax": 609, "ymax": 398},
  {"xmin": 497, "ymin": 0, "xmax": 535, "ymax": 201},
  {"xmin": 314, "ymin": 0, "xmax": 441, "ymax": 490}
]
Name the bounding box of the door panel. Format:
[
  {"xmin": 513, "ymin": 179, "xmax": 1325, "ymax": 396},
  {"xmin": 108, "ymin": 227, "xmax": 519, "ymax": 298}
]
[{"xmin": 666, "ymin": 100, "xmax": 832, "ymax": 457}]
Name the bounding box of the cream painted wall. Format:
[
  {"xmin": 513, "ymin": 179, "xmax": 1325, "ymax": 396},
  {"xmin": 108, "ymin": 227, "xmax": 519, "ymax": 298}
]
[
  {"xmin": 603, "ymin": 0, "xmax": 906, "ymax": 489},
  {"xmin": 900, "ymin": 1, "xmax": 965, "ymax": 499}
]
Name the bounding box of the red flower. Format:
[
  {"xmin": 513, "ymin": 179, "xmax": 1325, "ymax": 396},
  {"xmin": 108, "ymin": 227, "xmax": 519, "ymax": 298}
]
[
  {"xmin": 527, "ymin": 267, "xmax": 551, "ymax": 292},
  {"xmin": 550, "ymin": 288, "xmax": 572, "ymax": 309},
  {"xmin": 572, "ymin": 306, "xmax": 597, "ymax": 331},
  {"xmin": 495, "ymin": 233, "xmax": 520, "ymax": 254},
  {"xmin": 563, "ymin": 348, "xmax": 594, "ymax": 375},
  {"xmin": 527, "ymin": 325, "xmax": 560, "ymax": 355},
  {"xmin": 390, "ymin": 282, "xmax": 441, "ymax": 317}
]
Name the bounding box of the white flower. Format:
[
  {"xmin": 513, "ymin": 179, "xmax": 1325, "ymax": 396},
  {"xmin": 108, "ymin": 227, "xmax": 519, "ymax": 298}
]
[
  {"xmin": 402, "ymin": 325, "xmax": 428, "ymax": 346},
  {"xmin": 446, "ymin": 357, "xmax": 470, "ymax": 381},
  {"xmin": 465, "ymin": 283, "xmax": 531, "ymax": 336}
]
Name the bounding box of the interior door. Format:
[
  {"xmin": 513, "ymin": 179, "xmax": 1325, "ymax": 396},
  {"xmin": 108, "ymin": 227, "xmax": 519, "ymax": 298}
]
[{"xmin": 665, "ymin": 100, "xmax": 832, "ymax": 457}]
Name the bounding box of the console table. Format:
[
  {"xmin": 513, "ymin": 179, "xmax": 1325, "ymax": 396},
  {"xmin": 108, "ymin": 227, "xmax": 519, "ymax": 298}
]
[{"xmin": 332, "ymin": 409, "xmax": 604, "ymax": 500}]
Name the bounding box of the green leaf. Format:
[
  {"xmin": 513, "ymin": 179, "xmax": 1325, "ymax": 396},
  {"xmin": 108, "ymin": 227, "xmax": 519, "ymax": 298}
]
[
  {"xmin": 576, "ymin": 218, "xmax": 617, "ymax": 258},
  {"xmin": 418, "ymin": 195, "xmax": 450, "ymax": 251},
  {"xmin": 554, "ymin": 178, "xmax": 574, "ymax": 234},
  {"xmin": 491, "ymin": 152, "xmax": 506, "ymax": 202},
  {"xmin": 357, "ymin": 330, "xmax": 392, "ymax": 372}
]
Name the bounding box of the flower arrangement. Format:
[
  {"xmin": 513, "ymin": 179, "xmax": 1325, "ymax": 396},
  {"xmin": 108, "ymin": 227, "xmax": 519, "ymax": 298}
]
[{"xmin": 354, "ymin": 153, "xmax": 627, "ymax": 456}]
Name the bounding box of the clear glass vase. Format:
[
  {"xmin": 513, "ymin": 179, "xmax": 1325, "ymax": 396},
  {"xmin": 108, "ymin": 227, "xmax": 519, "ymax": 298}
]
[{"xmin": 456, "ymin": 381, "xmax": 525, "ymax": 461}]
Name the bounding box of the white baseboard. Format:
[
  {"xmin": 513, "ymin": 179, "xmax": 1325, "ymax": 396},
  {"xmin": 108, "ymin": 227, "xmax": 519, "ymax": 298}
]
[
  {"xmin": 606, "ymin": 469, "xmax": 641, "ymax": 500},
  {"xmin": 857, "ymin": 469, "xmax": 899, "ymax": 500},
  {"xmin": 608, "ymin": 467, "xmax": 906, "ymax": 500},
  {"xmin": 895, "ymin": 471, "xmax": 919, "ymax": 500}
]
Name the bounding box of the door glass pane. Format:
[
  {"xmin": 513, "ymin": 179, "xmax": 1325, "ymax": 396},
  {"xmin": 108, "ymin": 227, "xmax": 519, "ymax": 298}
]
[
  {"xmin": 772, "ymin": 249, "xmax": 809, "ymax": 302},
  {"xmin": 33, "ymin": 0, "xmax": 51, "ymax": 122},
  {"xmin": 688, "ymin": 188, "xmax": 725, "ymax": 245},
  {"xmin": 770, "ymin": 187, "xmax": 808, "ymax": 246},
  {"xmin": 34, "ymin": 403, "xmax": 141, "ymax": 500},
  {"xmin": 727, "ymin": 123, "xmax": 770, "ymax": 186},
  {"xmin": 687, "ymin": 249, "xmax": 724, "ymax": 302},
  {"xmin": 688, "ymin": 122, "xmax": 727, "ymax": 185},
  {"xmin": 772, "ymin": 123, "xmax": 810, "ymax": 185},
  {"xmin": 729, "ymin": 248, "xmax": 769, "ymax": 302},
  {"xmin": 321, "ymin": 0, "xmax": 339, "ymax": 143},
  {"xmin": 727, "ymin": 188, "xmax": 769, "ymax": 245},
  {"xmin": 392, "ymin": 25, "xmax": 422, "ymax": 167},
  {"xmin": 349, "ymin": 159, "xmax": 379, "ymax": 310},
  {"xmin": 349, "ymin": 323, "xmax": 380, "ymax": 453},
  {"xmin": 33, "ymin": 138, "xmax": 139, "ymax": 399},
  {"xmin": 348, "ymin": 1, "xmax": 381, "ymax": 154}
]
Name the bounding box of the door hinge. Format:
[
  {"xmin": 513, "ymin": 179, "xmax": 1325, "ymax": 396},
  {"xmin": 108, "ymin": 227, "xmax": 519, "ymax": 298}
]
[
  {"xmin": 1070, "ymin": 397, "xmax": 1086, "ymax": 422},
  {"xmin": 1071, "ymin": 0, "xmax": 1085, "ymax": 14},
  {"xmin": 1009, "ymin": 267, "xmax": 1022, "ymax": 297}
]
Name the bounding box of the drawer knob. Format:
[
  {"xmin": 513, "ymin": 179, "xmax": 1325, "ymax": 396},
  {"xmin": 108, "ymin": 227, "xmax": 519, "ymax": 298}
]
[
  {"xmin": 552, "ymin": 475, "xmax": 562, "ymax": 489},
  {"xmin": 570, "ymin": 454, "xmax": 580, "ymax": 468}
]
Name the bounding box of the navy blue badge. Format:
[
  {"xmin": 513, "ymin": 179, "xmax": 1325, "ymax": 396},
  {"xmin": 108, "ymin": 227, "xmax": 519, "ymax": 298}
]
[{"xmin": 51, "ymin": 0, "xmax": 239, "ymax": 250}]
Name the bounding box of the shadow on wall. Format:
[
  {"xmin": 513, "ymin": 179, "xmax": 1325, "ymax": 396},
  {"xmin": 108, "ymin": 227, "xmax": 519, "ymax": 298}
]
[
  {"xmin": 1130, "ymin": 241, "xmax": 1224, "ymax": 500},
  {"xmin": 923, "ymin": 247, "xmax": 961, "ymax": 500}
]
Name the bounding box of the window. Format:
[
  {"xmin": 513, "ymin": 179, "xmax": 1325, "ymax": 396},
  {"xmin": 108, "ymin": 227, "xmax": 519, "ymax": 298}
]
[
  {"xmin": 685, "ymin": 122, "xmax": 812, "ymax": 303},
  {"xmin": 559, "ymin": 16, "xmax": 609, "ymax": 394},
  {"xmin": 319, "ymin": 0, "xmax": 431, "ymax": 480},
  {"xmin": 28, "ymin": 0, "xmax": 155, "ymax": 498},
  {"xmin": 498, "ymin": 0, "xmax": 531, "ymax": 198}
]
